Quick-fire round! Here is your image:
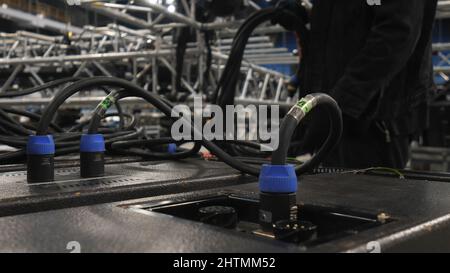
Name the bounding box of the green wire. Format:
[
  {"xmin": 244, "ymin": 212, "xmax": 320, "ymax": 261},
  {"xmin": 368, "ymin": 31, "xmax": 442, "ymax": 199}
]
[{"xmin": 342, "ymin": 167, "xmax": 405, "ymax": 179}]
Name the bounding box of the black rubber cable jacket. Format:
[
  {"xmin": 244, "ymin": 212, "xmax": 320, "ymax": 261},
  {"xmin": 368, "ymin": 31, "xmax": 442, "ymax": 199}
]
[
  {"xmin": 202, "ymin": 30, "xmax": 213, "ymax": 93},
  {"xmin": 110, "ymin": 137, "xmax": 186, "ymax": 149},
  {"xmin": 69, "ymin": 112, "xmax": 135, "ymax": 133},
  {"xmin": 35, "ymin": 79, "xmax": 149, "ymax": 135},
  {"xmin": 0, "ymin": 77, "xmax": 82, "ymax": 98},
  {"xmin": 271, "ymin": 115, "xmax": 300, "ymax": 165},
  {"xmin": 0, "ymin": 114, "xmax": 33, "ymax": 136},
  {"xmin": 36, "ymin": 77, "xmax": 341, "ymax": 176},
  {"xmin": 0, "ymin": 150, "xmax": 26, "ymax": 162},
  {"xmin": 1, "ymin": 107, "xmax": 63, "ymax": 133},
  {"xmin": 271, "ymin": 94, "xmax": 343, "ymax": 175},
  {"xmin": 0, "ymin": 129, "xmax": 142, "ymax": 163},
  {"xmin": 54, "ymin": 130, "xmax": 143, "ymax": 157},
  {"xmin": 0, "ymin": 130, "xmax": 141, "ymax": 149},
  {"xmin": 34, "ymin": 77, "xmax": 201, "ymax": 161},
  {"xmin": 110, "ymin": 138, "xmax": 201, "ymax": 160},
  {"xmin": 214, "ymin": 7, "xmax": 309, "ymax": 110},
  {"xmin": 216, "ymin": 9, "xmax": 278, "ymax": 108},
  {"xmin": 210, "ymin": 10, "xmax": 261, "ymax": 103},
  {"xmin": 98, "ymin": 86, "xmax": 125, "ymax": 130},
  {"xmin": 92, "ymin": 91, "xmax": 203, "ymax": 160},
  {"xmin": 34, "ymin": 77, "xmax": 240, "ymax": 169},
  {"xmin": 0, "ymin": 108, "xmax": 32, "ymax": 134},
  {"xmin": 175, "ymin": 27, "xmax": 191, "ymax": 93},
  {"xmin": 110, "ymin": 146, "xmax": 199, "ymax": 160}
]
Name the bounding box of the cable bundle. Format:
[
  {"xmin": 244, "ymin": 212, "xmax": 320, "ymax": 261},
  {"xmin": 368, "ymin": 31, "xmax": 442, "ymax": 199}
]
[
  {"xmin": 213, "ymin": 6, "xmax": 309, "ymax": 108},
  {"xmin": 0, "ymin": 78, "xmax": 167, "ymax": 164},
  {"xmin": 0, "ymin": 7, "xmax": 340, "ymax": 178}
]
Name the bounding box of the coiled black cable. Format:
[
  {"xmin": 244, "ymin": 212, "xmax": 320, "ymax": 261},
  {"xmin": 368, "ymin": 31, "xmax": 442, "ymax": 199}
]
[
  {"xmin": 33, "ymin": 77, "xmax": 202, "ymax": 161},
  {"xmin": 208, "ymin": 7, "xmax": 310, "ymax": 159},
  {"xmin": 0, "ymin": 77, "xmax": 136, "ymax": 162},
  {"xmin": 214, "ymin": 7, "xmax": 310, "ymax": 108},
  {"xmin": 213, "ymin": 9, "xmax": 279, "ymax": 106},
  {"xmin": 2, "ymin": 8, "xmax": 339, "ymax": 176},
  {"xmin": 89, "ymin": 88, "xmax": 203, "ymax": 160},
  {"xmin": 271, "ymin": 93, "xmax": 343, "ymax": 174},
  {"xmin": 0, "ymin": 110, "xmax": 33, "ymax": 136},
  {"xmin": 36, "ymin": 77, "xmax": 341, "ymax": 176},
  {"xmin": 68, "ymin": 112, "xmax": 136, "ymax": 133},
  {"xmin": 0, "ymin": 77, "xmax": 82, "ymax": 98},
  {"xmin": 0, "ymin": 107, "xmax": 63, "ymax": 133}
]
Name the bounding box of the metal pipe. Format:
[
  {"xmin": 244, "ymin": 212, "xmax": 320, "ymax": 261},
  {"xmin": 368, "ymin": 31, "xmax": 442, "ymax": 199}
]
[
  {"xmin": 104, "ymin": 1, "xmax": 201, "ymax": 29},
  {"xmin": 0, "ymin": 5, "xmax": 82, "ymax": 34},
  {"xmin": 84, "ymin": 3, "xmax": 153, "ymax": 29},
  {"xmin": 0, "ymin": 49, "xmax": 200, "ymax": 66},
  {"xmin": 17, "ymin": 31, "xmax": 62, "ymax": 43},
  {"xmin": 433, "ymin": 43, "xmax": 450, "ymax": 51},
  {"xmin": 212, "ymin": 51, "xmax": 289, "ymax": 79},
  {"xmin": 0, "ymin": 96, "xmax": 150, "ymax": 107}
]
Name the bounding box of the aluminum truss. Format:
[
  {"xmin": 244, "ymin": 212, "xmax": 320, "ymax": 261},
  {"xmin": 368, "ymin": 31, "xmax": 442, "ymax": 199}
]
[{"xmin": 0, "ymin": 0, "xmax": 295, "ymax": 108}]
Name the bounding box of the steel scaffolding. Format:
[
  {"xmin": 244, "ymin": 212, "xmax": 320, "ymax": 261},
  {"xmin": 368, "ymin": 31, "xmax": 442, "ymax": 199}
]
[
  {"xmin": 0, "ymin": 0, "xmax": 448, "ymax": 109},
  {"xmin": 0, "ymin": 1, "xmax": 295, "ymax": 108}
]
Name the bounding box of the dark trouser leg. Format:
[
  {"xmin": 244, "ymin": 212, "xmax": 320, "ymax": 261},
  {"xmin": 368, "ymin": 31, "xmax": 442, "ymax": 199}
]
[{"xmin": 322, "ymin": 123, "xmax": 410, "ymax": 169}]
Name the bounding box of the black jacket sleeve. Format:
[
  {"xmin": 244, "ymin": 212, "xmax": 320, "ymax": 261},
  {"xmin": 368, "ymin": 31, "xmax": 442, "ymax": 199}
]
[{"xmin": 330, "ymin": 0, "xmax": 426, "ymax": 119}]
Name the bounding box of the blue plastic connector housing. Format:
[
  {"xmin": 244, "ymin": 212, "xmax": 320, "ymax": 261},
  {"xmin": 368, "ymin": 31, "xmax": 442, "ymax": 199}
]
[
  {"xmin": 259, "ymin": 164, "xmax": 298, "ymax": 193},
  {"xmin": 27, "ymin": 135, "xmax": 55, "ymax": 155},
  {"xmin": 167, "ymin": 143, "xmax": 177, "ymax": 154},
  {"xmin": 80, "ymin": 134, "xmax": 105, "ymax": 153}
]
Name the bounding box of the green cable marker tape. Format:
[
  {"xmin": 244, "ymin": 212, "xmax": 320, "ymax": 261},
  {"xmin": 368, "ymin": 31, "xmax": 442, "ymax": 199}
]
[
  {"xmin": 297, "ymin": 98, "xmax": 313, "ymax": 114},
  {"xmin": 99, "ymin": 95, "xmax": 115, "ymax": 110}
]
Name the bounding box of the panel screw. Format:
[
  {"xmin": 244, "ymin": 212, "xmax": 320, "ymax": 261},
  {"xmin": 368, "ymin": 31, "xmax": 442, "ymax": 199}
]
[{"xmin": 377, "ymin": 212, "xmax": 390, "ymax": 223}]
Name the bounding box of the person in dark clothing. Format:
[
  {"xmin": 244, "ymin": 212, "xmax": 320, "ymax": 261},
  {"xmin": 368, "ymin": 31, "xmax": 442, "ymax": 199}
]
[{"xmin": 292, "ymin": 0, "xmax": 438, "ymax": 169}]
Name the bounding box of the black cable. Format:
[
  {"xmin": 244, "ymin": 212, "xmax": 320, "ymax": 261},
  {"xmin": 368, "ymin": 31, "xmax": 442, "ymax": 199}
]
[
  {"xmin": 208, "ymin": 9, "xmax": 282, "ymax": 158},
  {"xmin": 0, "ymin": 130, "xmax": 141, "ymax": 149},
  {"xmin": 229, "ymin": 141, "xmax": 271, "ymax": 158},
  {"xmin": 0, "ymin": 150, "xmax": 26, "ymax": 163},
  {"xmin": 110, "ymin": 146, "xmax": 199, "ymax": 160},
  {"xmin": 0, "ymin": 136, "xmax": 26, "ymax": 148},
  {"xmin": 110, "ymin": 137, "xmax": 185, "ymax": 149},
  {"xmin": 0, "ymin": 111, "xmax": 33, "ymax": 136},
  {"xmin": 1, "ymin": 107, "xmax": 63, "ymax": 133},
  {"xmin": 214, "ymin": 9, "xmax": 278, "ymax": 107},
  {"xmin": 110, "ymin": 137, "xmax": 200, "ymax": 160},
  {"xmin": 271, "ymin": 94, "xmax": 343, "ymax": 174},
  {"xmin": 175, "ymin": 27, "xmax": 191, "ymax": 94},
  {"xmin": 91, "ymin": 90, "xmax": 203, "ymax": 160},
  {"xmin": 213, "ymin": 7, "xmax": 309, "ymax": 109},
  {"xmin": 32, "ymin": 77, "xmax": 199, "ymax": 161},
  {"xmin": 105, "ymin": 128, "xmax": 145, "ymax": 145},
  {"xmin": 202, "ymin": 29, "xmax": 213, "ymax": 94},
  {"xmin": 34, "ymin": 77, "xmax": 342, "ymax": 176},
  {"xmin": 0, "ymin": 77, "xmax": 82, "ymax": 98},
  {"xmin": 68, "ymin": 112, "xmax": 135, "ymax": 132},
  {"xmin": 209, "ymin": 7, "xmax": 311, "ymax": 159},
  {"xmin": 98, "ymin": 86, "xmax": 125, "ymax": 130}
]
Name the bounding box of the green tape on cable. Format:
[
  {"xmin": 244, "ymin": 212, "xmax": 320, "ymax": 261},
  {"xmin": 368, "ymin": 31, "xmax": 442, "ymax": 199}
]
[
  {"xmin": 296, "ymin": 98, "xmax": 313, "ymax": 114},
  {"xmin": 99, "ymin": 94, "xmax": 116, "ymax": 110}
]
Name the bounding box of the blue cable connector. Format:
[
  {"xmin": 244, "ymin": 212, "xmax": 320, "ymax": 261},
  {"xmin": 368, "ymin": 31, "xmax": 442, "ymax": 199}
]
[
  {"xmin": 27, "ymin": 135, "xmax": 55, "ymax": 183},
  {"xmin": 168, "ymin": 143, "xmax": 177, "ymax": 155},
  {"xmin": 259, "ymin": 164, "xmax": 298, "ymax": 193},
  {"xmin": 27, "ymin": 135, "xmax": 55, "ymax": 155},
  {"xmin": 80, "ymin": 134, "xmax": 105, "ymax": 153}
]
